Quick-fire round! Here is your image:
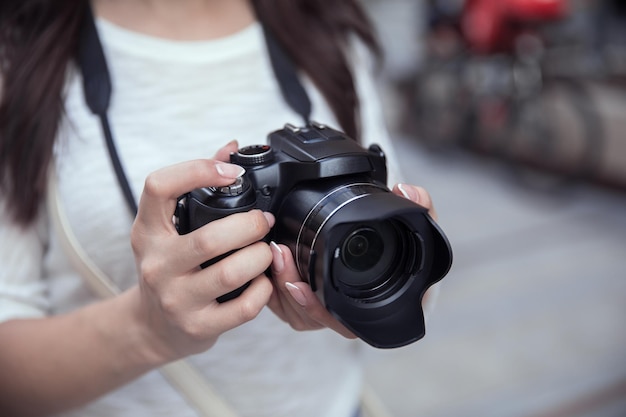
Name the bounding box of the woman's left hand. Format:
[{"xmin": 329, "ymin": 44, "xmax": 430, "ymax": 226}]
[{"xmin": 266, "ymin": 183, "xmax": 438, "ymax": 338}]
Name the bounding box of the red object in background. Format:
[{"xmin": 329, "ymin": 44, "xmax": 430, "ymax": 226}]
[
  {"xmin": 506, "ymin": 0, "xmax": 568, "ymax": 20},
  {"xmin": 462, "ymin": 0, "xmax": 568, "ymax": 53}
]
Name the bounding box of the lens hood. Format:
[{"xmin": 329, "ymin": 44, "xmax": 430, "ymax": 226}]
[{"xmin": 296, "ymin": 191, "xmax": 452, "ymax": 348}]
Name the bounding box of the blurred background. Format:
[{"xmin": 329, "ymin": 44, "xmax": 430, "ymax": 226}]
[{"xmin": 358, "ymin": 1, "xmax": 626, "ymax": 416}]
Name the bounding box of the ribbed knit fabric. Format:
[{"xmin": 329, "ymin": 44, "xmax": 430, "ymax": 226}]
[{"xmin": 0, "ymin": 18, "xmax": 402, "ymax": 417}]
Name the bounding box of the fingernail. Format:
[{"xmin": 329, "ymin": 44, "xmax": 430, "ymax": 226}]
[
  {"xmin": 398, "ymin": 183, "xmax": 416, "ymax": 202},
  {"xmin": 270, "ymin": 241, "xmax": 284, "ymax": 273},
  {"xmin": 285, "ymin": 282, "xmax": 307, "ymax": 307},
  {"xmin": 215, "ymin": 162, "xmax": 245, "ymax": 178},
  {"xmin": 263, "ymin": 212, "xmax": 276, "ymax": 228}
]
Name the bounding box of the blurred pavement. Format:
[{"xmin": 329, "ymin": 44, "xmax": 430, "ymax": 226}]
[
  {"xmin": 363, "ymin": 134, "xmax": 626, "ymax": 417},
  {"xmin": 360, "ymin": 1, "xmax": 626, "ymax": 416}
]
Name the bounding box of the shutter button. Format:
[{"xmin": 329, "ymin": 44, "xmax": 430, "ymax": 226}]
[{"xmin": 212, "ymin": 176, "xmax": 245, "ymax": 196}]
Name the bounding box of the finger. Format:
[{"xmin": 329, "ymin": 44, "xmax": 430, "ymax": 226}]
[
  {"xmin": 266, "ymin": 243, "xmax": 304, "ymax": 324},
  {"xmin": 266, "ymin": 244, "xmax": 289, "ymax": 322},
  {"xmin": 284, "ymin": 281, "xmax": 356, "ymax": 338},
  {"xmin": 190, "ymin": 241, "xmax": 273, "ymax": 303},
  {"xmin": 135, "ymin": 159, "xmax": 245, "ymax": 231},
  {"xmin": 134, "ymin": 210, "xmax": 272, "ymax": 286},
  {"xmin": 176, "ymin": 210, "xmax": 273, "ymax": 273},
  {"xmin": 393, "ymin": 183, "xmax": 438, "ymax": 221},
  {"xmin": 191, "ymin": 274, "xmax": 273, "ymax": 337},
  {"xmin": 267, "ymin": 283, "xmax": 325, "ymax": 332},
  {"xmin": 266, "ymin": 289, "xmax": 288, "ymax": 322},
  {"xmin": 268, "ymin": 242, "xmax": 323, "ymax": 330},
  {"xmin": 213, "ymin": 140, "xmax": 239, "ymax": 162},
  {"xmin": 136, "ymin": 240, "xmax": 272, "ymax": 318},
  {"xmin": 271, "ymin": 242, "xmax": 356, "ymax": 339}
]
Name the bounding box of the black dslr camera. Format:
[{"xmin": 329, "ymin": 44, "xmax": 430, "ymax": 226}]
[{"xmin": 175, "ymin": 123, "xmax": 452, "ymax": 348}]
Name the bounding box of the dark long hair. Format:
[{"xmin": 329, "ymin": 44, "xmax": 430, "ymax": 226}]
[{"xmin": 0, "ymin": 0, "xmax": 380, "ymax": 226}]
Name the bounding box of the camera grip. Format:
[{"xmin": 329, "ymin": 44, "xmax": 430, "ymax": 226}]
[{"xmin": 175, "ymin": 183, "xmax": 257, "ymax": 303}]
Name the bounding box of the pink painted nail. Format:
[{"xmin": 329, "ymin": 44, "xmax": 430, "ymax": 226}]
[
  {"xmin": 270, "ymin": 241, "xmax": 284, "ymax": 273},
  {"xmin": 285, "ymin": 282, "xmax": 307, "ymax": 307},
  {"xmin": 398, "ymin": 183, "xmax": 419, "ymax": 203},
  {"xmin": 215, "ymin": 162, "xmax": 245, "ymax": 179}
]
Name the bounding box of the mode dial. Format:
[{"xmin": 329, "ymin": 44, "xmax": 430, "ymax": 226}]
[{"xmin": 231, "ymin": 144, "xmax": 274, "ymax": 166}]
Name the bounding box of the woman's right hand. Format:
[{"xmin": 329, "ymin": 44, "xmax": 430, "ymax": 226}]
[
  {"xmin": 129, "ymin": 155, "xmax": 274, "ymax": 364},
  {"xmin": 0, "ymin": 145, "xmax": 275, "ymax": 416}
]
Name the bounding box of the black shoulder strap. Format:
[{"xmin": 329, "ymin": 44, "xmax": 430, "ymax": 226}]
[
  {"xmin": 261, "ymin": 25, "xmax": 312, "ymax": 123},
  {"xmin": 77, "ymin": 3, "xmax": 111, "ymax": 116},
  {"xmin": 78, "ymin": 3, "xmax": 138, "ymax": 215},
  {"xmin": 77, "ymin": 3, "xmax": 312, "ymax": 217}
]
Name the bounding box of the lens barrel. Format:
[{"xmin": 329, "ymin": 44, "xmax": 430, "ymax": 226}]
[{"xmin": 271, "ymin": 177, "xmax": 450, "ymax": 348}]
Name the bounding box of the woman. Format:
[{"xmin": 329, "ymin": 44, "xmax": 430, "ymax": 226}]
[{"xmin": 0, "ymin": 1, "xmax": 438, "ymax": 416}]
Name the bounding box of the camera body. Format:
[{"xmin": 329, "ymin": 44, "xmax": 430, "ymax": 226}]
[{"xmin": 175, "ymin": 123, "xmax": 452, "ymax": 348}]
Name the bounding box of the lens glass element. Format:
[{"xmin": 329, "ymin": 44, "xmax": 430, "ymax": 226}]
[
  {"xmin": 335, "ymin": 221, "xmax": 402, "ymax": 291},
  {"xmin": 342, "ymin": 228, "xmax": 384, "ymax": 272}
]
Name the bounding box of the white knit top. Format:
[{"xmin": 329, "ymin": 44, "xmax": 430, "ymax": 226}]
[{"xmin": 0, "ymin": 18, "xmax": 402, "ymax": 417}]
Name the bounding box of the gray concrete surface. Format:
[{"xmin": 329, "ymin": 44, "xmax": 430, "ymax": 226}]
[
  {"xmin": 356, "ymin": 0, "xmax": 626, "ymax": 417},
  {"xmin": 362, "ymin": 136, "xmax": 626, "ymax": 417},
  {"xmin": 360, "ymin": 3, "xmax": 626, "ymax": 416}
]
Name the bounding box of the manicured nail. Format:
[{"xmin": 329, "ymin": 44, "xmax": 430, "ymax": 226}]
[
  {"xmin": 270, "ymin": 241, "xmax": 284, "ymax": 273},
  {"xmin": 215, "ymin": 162, "xmax": 245, "ymax": 179},
  {"xmin": 398, "ymin": 183, "xmax": 416, "ymax": 202},
  {"xmin": 285, "ymin": 282, "xmax": 307, "ymax": 307}
]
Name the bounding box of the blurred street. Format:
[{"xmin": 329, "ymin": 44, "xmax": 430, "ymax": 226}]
[
  {"xmin": 363, "ymin": 134, "xmax": 626, "ymax": 417},
  {"xmin": 360, "ymin": 1, "xmax": 626, "ymax": 416}
]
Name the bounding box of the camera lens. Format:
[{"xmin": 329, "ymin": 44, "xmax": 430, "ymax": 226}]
[
  {"xmin": 342, "ymin": 228, "xmax": 383, "ymax": 272},
  {"xmin": 275, "ymin": 180, "xmax": 428, "ymax": 305},
  {"xmin": 335, "ymin": 221, "xmax": 402, "ymax": 292}
]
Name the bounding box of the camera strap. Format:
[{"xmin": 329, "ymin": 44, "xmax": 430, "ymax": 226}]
[
  {"xmin": 77, "ymin": 2, "xmax": 312, "ymax": 217},
  {"xmin": 69, "ymin": 8, "xmax": 394, "ymax": 417}
]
